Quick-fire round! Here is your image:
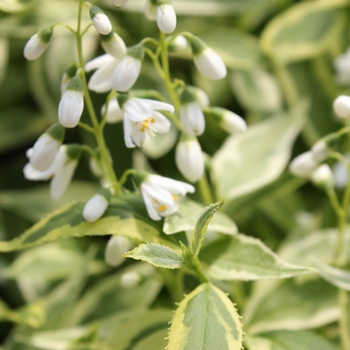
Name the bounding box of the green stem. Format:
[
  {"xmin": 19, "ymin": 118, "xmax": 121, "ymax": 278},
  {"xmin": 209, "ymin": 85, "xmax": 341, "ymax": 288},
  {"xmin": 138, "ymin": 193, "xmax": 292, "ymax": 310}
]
[
  {"xmin": 198, "ymin": 174, "xmax": 214, "ymax": 206},
  {"xmin": 231, "ymin": 281, "xmax": 246, "ymax": 311},
  {"xmin": 76, "ymin": 0, "xmax": 119, "ymax": 193},
  {"xmin": 339, "ymin": 289, "xmax": 350, "ymax": 349},
  {"xmin": 192, "ymin": 256, "xmax": 209, "ymax": 283},
  {"xmin": 118, "ymin": 169, "xmax": 136, "ymax": 187}
]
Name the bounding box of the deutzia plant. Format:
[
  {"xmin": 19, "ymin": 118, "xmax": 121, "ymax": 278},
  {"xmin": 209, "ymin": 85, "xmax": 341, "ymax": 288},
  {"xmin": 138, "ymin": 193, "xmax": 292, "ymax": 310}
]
[{"xmin": 3, "ymin": 0, "xmax": 349, "ymax": 349}]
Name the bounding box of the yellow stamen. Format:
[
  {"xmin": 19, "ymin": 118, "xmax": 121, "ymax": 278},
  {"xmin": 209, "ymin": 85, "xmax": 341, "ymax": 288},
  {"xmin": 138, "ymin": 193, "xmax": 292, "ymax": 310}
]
[
  {"xmin": 173, "ymin": 195, "xmax": 178, "ymax": 201},
  {"xmin": 158, "ymin": 205, "xmax": 167, "ymax": 212}
]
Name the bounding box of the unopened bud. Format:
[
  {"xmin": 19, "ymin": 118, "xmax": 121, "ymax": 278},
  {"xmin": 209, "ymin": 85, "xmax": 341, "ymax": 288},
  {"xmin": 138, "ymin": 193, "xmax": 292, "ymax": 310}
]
[
  {"xmin": 90, "ymin": 6, "xmax": 112, "ymax": 35},
  {"xmin": 311, "ymin": 164, "xmax": 333, "ymax": 189},
  {"xmin": 311, "ymin": 140, "xmax": 329, "ymax": 163},
  {"xmin": 333, "ymin": 95, "xmax": 350, "ymax": 120},
  {"xmin": 290, "ymin": 151, "xmax": 318, "ymax": 177},
  {"xmin": 120, "ymin": 271, "xmax": 141, "ymax": 288}
]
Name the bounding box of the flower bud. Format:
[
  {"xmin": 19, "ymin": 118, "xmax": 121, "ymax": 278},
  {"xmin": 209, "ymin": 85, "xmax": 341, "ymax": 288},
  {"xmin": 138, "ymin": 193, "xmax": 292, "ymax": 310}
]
[
  {"xmin": 168, "ymin": 35, "xmax": 188, "ymax": 52},
  {"xmin": 29, "ymin": 123, "xmax": 65, "ymax": 171},
  {"xmin": 190, "ymin": 36, "xmax": 226, "ymax": 80},
  {"xmin": 175, "ymin": 135, "xmax": 204, "ymax": 183},
  {"xmin": 105, "ymin": 235, "xmax": 132, "ymax": 267},
  {"xmin": 333, "ymin": 156, "xmax": 349, "ymax": 189},
  {"xmin": 311, "ymin": 140, "xmax": 329, "ymax": 163},
  {"xmin": 61, "ymin": 62, "xmax": 79, "ymax": 93},
  {"xmin": 189, "ymin": 86, "xmax": 209, "ymax": 108},
  {"xmin": 311, "ymin": 164, "xmax": 333, "ymax": 189},
  {"xmin": 156, "ymin": 0, "xmax": 176, "ymax": 34},
  {"xmin": 101, "ymin": 97, "xmax": 123, "ymax": 124},
  {"xmin": 120, "ymin": 271, "xmax": 141, "ymax": 288},
  {"xmin": 100, "ymin": 31, "xmax": 126, "ymax": 58},
  {"xmin": 180, "ymin": 88, "xmax": 205, "ymax": 136},
  {"xmin": 58, "ymin": 76, "xmax": 84, "ymax": 128},
  {"xmin": 207, "ymin": 107, "xmax": 246, "ymax": 134},
  {"xmin": 90, "ymin": 6, "xmax": 112, "ymax": 35},
  {"xmin": 112, "ymin": 0, "xmax": 129, "ymax": 7},
  {"xmin": 144, "ymin": 0, "xmax": 157, "ymax": 20},
  {"xmin": 333, "ymin": 95, "xmax": 350, "ymax": 120},
  {"xmin": 289, "ymin": 151, "xmax": 318, "ymax": 177},
  {"xmin": 24, "ymin": 28, "xmax": 53, "ymax": 60},
  {"xmin": 112, "ymin": 44, "xmax": 144, "ymax": 92},
  {"xmin": 83, "ymin": 189, "xmax": 111, "ymax": 222}
]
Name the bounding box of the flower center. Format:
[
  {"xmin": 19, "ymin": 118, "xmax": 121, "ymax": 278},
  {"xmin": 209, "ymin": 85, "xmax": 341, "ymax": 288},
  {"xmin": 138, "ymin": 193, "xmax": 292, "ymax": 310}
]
[{"xmin": 136, "ymin": 117, "xmax": 156, "ymax": 133}]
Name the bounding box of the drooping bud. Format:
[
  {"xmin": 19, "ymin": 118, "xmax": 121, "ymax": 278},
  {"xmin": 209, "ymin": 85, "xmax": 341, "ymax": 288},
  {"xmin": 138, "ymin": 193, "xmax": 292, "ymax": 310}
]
[
  {"xmin": 83, "ymin": 189, "xmax": 111, "ymax": 222},
  {"xmin": 120, "ymin": 271, "xmax": 141, "ymax": 288},
  {"xmin": 207, "ymin": 107, "xmax": 247, "ymax": 134},
  {"xmin": 100, "ymin": 31, "xmax": 126, "ymax": 58},
  {"xmin": 90, "ymin": 6, "xmax": 112, "ymax": 35},
  {"xmin": 29, "ymin": 123, "xmax": 65, "ymax": 171},
  {"xmin": 112, "ymin": 44, "xmax": 144, "ymax": 92},
  {"xmin": 58, "ymin": 76, "xmax": 84, "ymax": 128},
  {"xmin": 101, "ymin": 97, "xmax": 123, "ymax": 124},
  {"xmin": 311, "ymin": 140, "xmax": 329, "ymax": 163},
  {"xmin": 311, "ymin": 164, "xmax": 333, "ymax": 189},
  {"xmin": 105, "ymin": 235, "xmax": 132, "ymax": 267},
  {"xmin": 289, "ymin": 151, "xmax": 318, "ymax": 177},
  {"xmin": 175, "ymin": 134, "xmax": 204, "ymax": 183},
  {"xmin": 156, "ymin": 0, "xmax": 176, "ymax": 34},
  {"xmin": 61, "ymin": 62, "xmax": 79, "ymax": 93},
  {"xmin": 333, "ymin": 95, "xmax": 350, "ymax": 120},
  {"xmin": 190, "ymin": 36, "xmax": 226, "ymax": 80},
  {"xmin": 144, "ymin": 0, "xmax": 157, "ymax": 20},
  {"xmin": 188, "ymin": 86, "xmax": 209, "ymax": 108},
  {"xmin": 24, "ymin": 27, "xmax": 53, "ymax": 60},
  {"xmin": 112, "ymin": 0, "xmax": 129, "ymax": 7},
  {"xmin": 168, "ymin": 35, "xmax": 188, "ymax": 52},
  {"xmin": 180, "ymin": 88, "xmax": 205, "ymax": 136}
]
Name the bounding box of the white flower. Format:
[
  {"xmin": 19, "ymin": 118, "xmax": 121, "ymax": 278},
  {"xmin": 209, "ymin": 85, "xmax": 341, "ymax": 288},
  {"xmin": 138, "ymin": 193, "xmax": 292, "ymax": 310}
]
[
  {"xmin": 156, "ymin": 3, "xmax": 176, "ymax": 34},
  {"xmin": 220, "ymin": 110, "xmax": 247, "ymax": 134},
  {"xmin": 24, "ymin": 145, "xmax": 81, "ymax": 200},
  {"xmin": 29, "ymin": 124, "xmax": 65, "ymax": 171},
  {"xmin": 89, "ymin": 157, "xmax": 103, "ymax": 177},
  {"xmin": 334, "ymin": 48, "xmax": 350, "ymax": 85},
  {"xmin": 311, "ymin": 140, "xmax": 329, "ymax": 163},
  {"xmin": 105, "ymin": 235, "xmax": 132, "ymax": 267},
  {"xmin": 120, "ymin": 271, "xmax": 141, "ymax": 288},
  {"xmin": 140, "ymin": 174, "xmax": 195, "ymax": 221},
  {"xmin": 100, "ymin": 32, "xmax": 127, "ymax": 58},
  {"xmin": 333, "ymin": 95, "xmax": 350, "ymax": 120},
  {"xmin": 83, "ymin": 190, "xmax": 110, "ymax": 222},
  {"xmin": 112, "ymin": 0, "xmax": 129, "ymax": 7},
  {"xmin": 311, "ymin": 164, "xmax": 333, "ymax": 189},
  {"xmin": 101, "ymin": 97, "xmax": 123, "ymax": 124},
  {"xmin": 58, "ymin": 77, "xmax": 84, "ymax": 128},
  {"xmin": 86, "ymin": 54, "xmax": 120, "ymax": 93},
  {"xmin": 24, "ymin": 28, "xmax": 53, "ymax": 60},
  {"xmin": 333, "ymin": 156, "xmax": 349, "ymax": 189},
  {"xmin": 121, "ymin": 97, "xmax": 173, "ymax": 148},
  {"xmin": 289, "ymin": 151, "xmax": 318, "ymax": 177},
  {"xmin": 170, "ymin": 35, "xmax": 188, "ymax": 52},
  {"xmin": 90, "ymin": 6, "xmax": 112, "ymax": 35},
  {"xmin": 112, "ymin": 56, "xmax": 141, "ymax": 92},
  {"xmin": 180, "ymin": 102, "xmax": 205, "ymax": 136},
  {"xmin": 144, "ymin": 0, "xmax": 157, "ymax": 20},
  {"xmin": 175, "ymin": 138, "xmax": 204, "ymax": 183}
]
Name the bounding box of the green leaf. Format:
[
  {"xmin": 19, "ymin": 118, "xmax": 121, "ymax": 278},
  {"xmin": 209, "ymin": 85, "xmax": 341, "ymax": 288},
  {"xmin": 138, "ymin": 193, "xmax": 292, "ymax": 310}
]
[
  {"xmin": 124, "ymin": 243, "xmax": 184, "ymax": 269},
  {"xmin": 247, "ymin": 330, "xmax": 334, "ymax": 350},
  {"xmin": 164, "ymin": 198, "xmax": 237, "ymax": 235},
  {"xmin": 0, "ymin": 193, "xmax": 173, "ymax": 252},
  {"xmin": 244, "ymin": 278, "xmax": 339, "ymax": 334},
  {"xmin": 200, "ymin": 235, "xmax": 315, "ymax": 281},
  {"xmin": 212, "ymin": 100, "xmax": 309, "ymax": 202},
  {"xmin": 103, "ymin": 309, "xmax": 171, "ymax": 350},
  {"xmin": 261, "ymin": 0, "xmax": 347, "ymax": 63},
  {"xmin": 339, "ymin": 290, "xmax": 350, "ymax": 349},
  {"xmin": 191, "ymin": 201, "xmax": 223, "ymax": 257},
  {"xmin": 313, "ymin": 259, "xmax": 350, "ymax": 291},
  {"xmin": 167, "ymin": 283, "xmax": 243, "ymax": 350}
]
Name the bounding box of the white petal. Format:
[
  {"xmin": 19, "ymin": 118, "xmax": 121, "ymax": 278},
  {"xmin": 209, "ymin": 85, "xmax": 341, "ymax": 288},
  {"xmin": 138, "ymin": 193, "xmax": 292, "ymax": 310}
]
[
  {"xmin": 120, "ymin": 272, "xmax": 141, "ymax": 288},
  {"xmin": 58, "ymin": 90, "xmax": 84, "ymax": 128},
  {"xmin": 141, "ymin": 182, "xmax": 175, "ymax": 206},
  {"xmin": 112, "ymin": 56, "xmax": 141, "ymax": 92},
  {"xmin": 101, "ymin": 33, "xmax": 127, "ymax": 58},
  {"xmin": 85, "ymin": 54, "xmax": 115, "ymax": 72},
  {"xmin": 50, "ymin": 161, "xmax": 77, "ymax": 200},
  {"xmin": 221, "ymin": 111, "xmax": 247, "ymax": 134},
  {"xmin": 175, "ymin": 140, "xmax": 204, "ymax": 182},
  {"xmin": 151, "ymin": 111, "xmax": 171, "ymax": 133},
  {"xmin": 289, "ymin": 151, "xmax": 318, "ymax": 177},
  {"xmin": 124, "ymin": 98, "xmax": 153, "ymax": 121},
  {"xmin": 92, "ymin": 13, "xmax": 112, "ymax": 35},
  {"xmin": 333, "ymin": 95, "xmax": 350, "ymax": 120},
  {"xmin": 24, "ymin": 35, "xmax": 47, "ymax": 60},
  {"xmin": 156, "ymin": 4, "xmax": 176, "ymax": 34},
  {"xmin": 194, "ymin": 47, "xmax": 227, "ymax": 80},
  {"xmin": 333, "ymin": 159, "xmax": 348, "ymax": 189},
  {"xmin": 123, "ymin": 114, "xmax": 135, "ymax": 148},
  {"xmin": 311, "ymin": 141, "xmax": 328, "ymax": 163},
  {"xmin": 102, "ymin": 97, "xmax": 123, "ymax": 124},
  {"xmin": 30, "ymin": 134, "xmax": 60, "ymax": 171},
  {"xmin": 104, "ymin": 235, "xmax": 131, "ymax": 267},
  {"xmin": 180, "ymin": 103, "xmax": 205, "ymax": 136},
  {"xmin": 83, "ymin": 194, "xmax": 109, "ymax": 222},
  {"xmin": 138, "ymin": 99, "xmax": 175, "ymax": 113},
  {"xmin": 88, "ymin": 58, "xmax": 119, "ymax": 93},
  {"xmin": 131, "ymin": 124, "xmax": 146, "ymax": 147},
  {"xmin": 148, "ymin": 175, "xmax": 195, "ymax": 196},
  {"xmin": 141, "ymin": 187, "xmax": 161, "ymax": 221},
  {"xmin": 23, "ymin": 163, "xmax": 54, "ymax": 181}
]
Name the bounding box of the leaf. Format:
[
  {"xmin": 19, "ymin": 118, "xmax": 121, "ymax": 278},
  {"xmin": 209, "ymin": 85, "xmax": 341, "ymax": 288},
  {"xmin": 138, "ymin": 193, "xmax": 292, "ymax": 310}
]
[
  {"xmin": 247, "ymin": 330, "xmax": 334, "ymax": 350},
  {"xmin": 244, "ymin": 278, "xmax": 339, "ymax": 334},
  {"xmin": 191, "ymin": 201, "xmax": 223, "ymax": 257},
  {"xmin": 124, "ymin": 243, "xmax": 184, "ymax": 269},
  {"xmin": 199, "ymin": 235, "xmax": 315, "ymax": 281},
  {"xmin": 167, "ymin": 283, "xmax": 243, "ymax": 350},
  {"xmin": 103, "ymin": 309, "xmax": 171, "ymax": 350},
  {"xmin": 313, "ymin": 259, "xmax": 350, "ymax": 291},
  {"xmin": 0, "ymin": 193, "xmax": 173, "ymax": 252},
  {"xmin": 212, "ymin": 100, "xmax": 309, "ymax": 202},
  {"xmin": 164, "ymin": 198, "xmax": 237, "ymax": 235},
  {"xmin": 261, "ymin": 0, "xmax": 347, "ymax": 63}
]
